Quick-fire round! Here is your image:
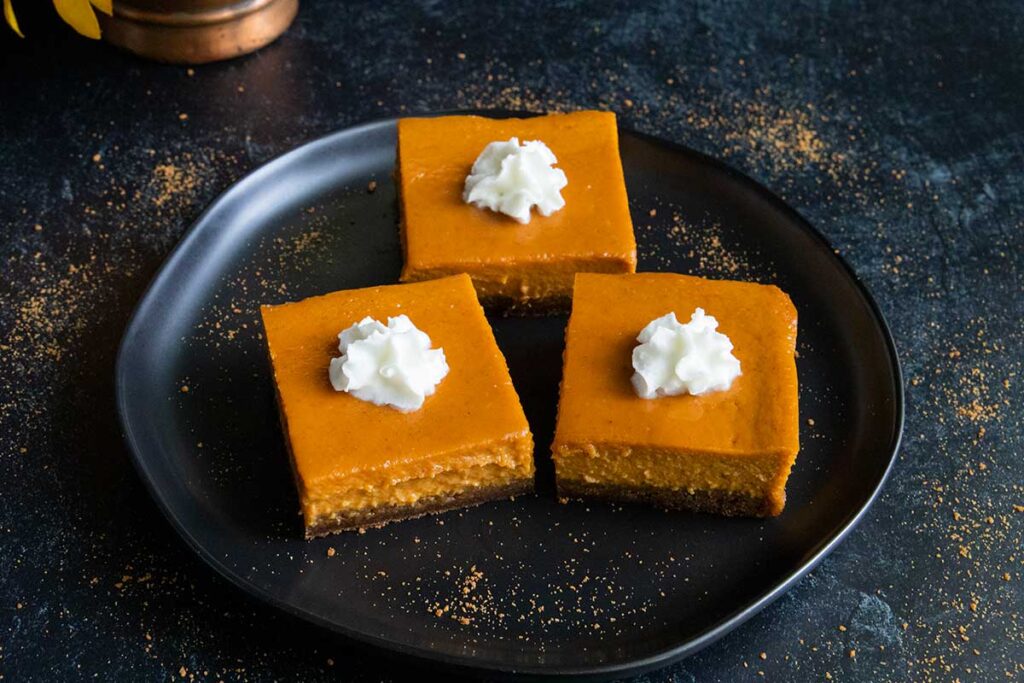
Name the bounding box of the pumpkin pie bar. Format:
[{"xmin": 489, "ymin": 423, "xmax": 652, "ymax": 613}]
[
  {"xmin": 397, "ymin": 111, "xmax": 637, "ymax": 313},
  {"xmin": 260, "ymin": 274, "xmax": 535, "ymax": 537},
  {"xmin": 551, "ymin": 273, "xmax": 800, "ymax": 517}
]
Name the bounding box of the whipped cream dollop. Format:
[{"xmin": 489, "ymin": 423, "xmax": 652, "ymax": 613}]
[
  {"xmin": 463, "ymin": 137, "xmax": 568, "ymax": 224},
  {"xmin": 328, "ymin": 315, "xmax": 449, "ymax": 412},
  {"xmin": 631, "ymin": 308, "xmax": 741, "ymax": 399}
]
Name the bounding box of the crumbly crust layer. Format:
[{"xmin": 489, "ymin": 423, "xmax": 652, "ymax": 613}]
[
  {"xmin": 305, "ymin": 479, "xmax": 534, "ymax": 538},
  {"xmin": 556, "ymin": 479, "xmax": 778, "ymax": 518},
  {"xmin": 479, "ymin": 292, "xmax": 572, "ymax": 316},
  {"xmin": 398, "ymin": 267, "xmax": 574, "ymax": 315}
]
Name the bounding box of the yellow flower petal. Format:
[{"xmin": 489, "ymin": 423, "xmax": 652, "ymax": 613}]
[
  {"xmin": 53, "ymin": 0, "xmax": 101, "ymax": 39},
  {"xmin": 90, "ymin": 0, "xmax": 112, "ymax": 16},
  {"xmin": 4, "ymin": 0, "xmax": 24, "ymax": 38}
]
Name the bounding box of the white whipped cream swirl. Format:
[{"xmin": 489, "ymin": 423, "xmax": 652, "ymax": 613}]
[
  {"xmin": 328, "ymin": 315, "xmax": 449, "ymax": 412},
  {"xmin": 463, "ymin": 137, "xmax": 568, "ymax": 224},
  {"xmin": 631, "ymin": 308, "xmax": 741, "ymax": 399}
]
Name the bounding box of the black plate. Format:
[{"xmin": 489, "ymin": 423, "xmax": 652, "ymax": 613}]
[{"xmin": 115, "ymin": 114, "xmax": 903, "ymax": 679}]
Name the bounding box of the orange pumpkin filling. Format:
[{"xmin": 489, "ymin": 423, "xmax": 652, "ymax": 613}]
[
  {"xmin": 261, "ymin": 274, "xmax": 535, "ymax": 537},
  {"xmin": 397, "ymin": 111, "xmax": 637, "ymax": 312},
  {"xmin": 552, "ymin": 273, "xmax": 800, "ymax": 517}
]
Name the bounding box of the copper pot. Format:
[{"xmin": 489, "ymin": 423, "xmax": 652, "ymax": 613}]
[{"xmin": 99, "ymin": 0, "xmax": 298, "ymax": 64}]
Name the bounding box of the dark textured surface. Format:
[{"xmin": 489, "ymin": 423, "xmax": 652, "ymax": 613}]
[{"xmin": 0, "ymin": 1, "xmax": 1020, "ymax": 681}]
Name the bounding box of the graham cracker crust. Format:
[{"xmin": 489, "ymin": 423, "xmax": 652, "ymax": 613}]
[
  {"xmin": 305, "ymin": 479, "xmax": 534, "ymax": 538},
  {"xmin": 478, "ymin": 293, "xmax": 572, "ymax": 317},
  {"xmin": 556, "ymin": 479, "xmax": 778, "ymax": 518}
]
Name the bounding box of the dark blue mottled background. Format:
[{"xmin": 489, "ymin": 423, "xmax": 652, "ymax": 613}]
[{"xmin": 1, "ymin": 1, "xmax": 1021, "ymax": 680}]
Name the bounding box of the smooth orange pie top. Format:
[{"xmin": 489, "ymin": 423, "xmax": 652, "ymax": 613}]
[
  {"xmin": 397, "ymin": 111, "xmax": 636, "ymax": 306},
  {"xmin": 552, "ymin": 272, "xmax": 799, "ymax": 515},
  {"xmin": 260, "ymin": 275, "xmax": 534, "ymax": 530}
]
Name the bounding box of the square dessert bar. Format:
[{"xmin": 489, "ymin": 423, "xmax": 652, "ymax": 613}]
[
  {"xmin": 260, "ymin": 274, "xmax": 535, "ymax": 537},
  {"xmin": 397, "ymin": 111, "xmax": 637, "ymax": 313},
  {"xmin": 552, "ymin": 273, "xmax": 800, "ymax": 517}
]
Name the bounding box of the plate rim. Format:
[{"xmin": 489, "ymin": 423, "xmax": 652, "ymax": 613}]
[{"xmin": 114, "ymin": 112, "xmax": 905, "ymax": 679}]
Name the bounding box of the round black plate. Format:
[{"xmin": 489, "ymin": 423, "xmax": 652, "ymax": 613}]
[{"xmin": 115, "ymin": 114, "xmax": 903, "ymax": 679}]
